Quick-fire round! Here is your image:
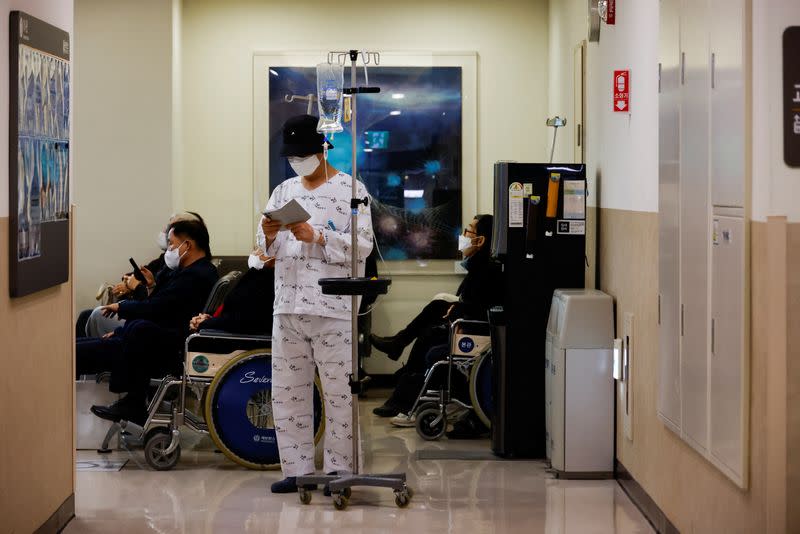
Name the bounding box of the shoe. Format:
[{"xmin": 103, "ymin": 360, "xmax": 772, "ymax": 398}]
[
  {"xmin": 270, "ymin": 477, "xmax": 318, "ymax": 494},
  {"xmin": 369, "ymin": 334, "xmax": 406, "ymax": 361},
  {"xmin": 372, "ymin": 401, "xmax": 401, "ymax": 418},
  {"xmin": 390, "ymin": 413, "xmax": 416, "ymax": 427},
  {"xmin": 90, "ymin": 394, "xmax": 146, "ymax": 425}
]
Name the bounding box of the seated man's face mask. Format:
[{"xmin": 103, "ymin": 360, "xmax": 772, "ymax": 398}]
[{"xmin": 288, "ymin": 154, "xmax": 320, "ymax": 177}]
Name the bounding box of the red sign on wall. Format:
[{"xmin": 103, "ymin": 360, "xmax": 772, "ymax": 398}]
[
  {"xmin": 607, "ymin": 0, "xmax": 616, "ymax": 25},
  {"xmin": 614, "ymin": 70, "xmax": 630, "ymax": 112}
]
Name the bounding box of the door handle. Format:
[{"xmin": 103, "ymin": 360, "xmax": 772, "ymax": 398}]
[
  {"xmin": 711, "ymin": 318, "xmax": 716, "ymax": 354},
  {"xmin": 681, "ymin": 52, "xmax": 686, "ymax": 85},
  {"xmin": 711, "ymin": 52, "xmax": 716, "ymax": 89}
]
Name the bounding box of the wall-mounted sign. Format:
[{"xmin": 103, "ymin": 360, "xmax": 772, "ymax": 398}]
[
  {"xmin": 9, "ymin": 12, "xmax": 71, "ymax": 298},
  {"xmin": 606, "ymin": 0, "xmax": 616, "ymax": 25},
  {"xmin": 614, "ymin": 70, "xmax": 630, "ymax": 112},
  {"xmin": 784, "ymin": 27, "xmax": 800, "ymax": 168}
]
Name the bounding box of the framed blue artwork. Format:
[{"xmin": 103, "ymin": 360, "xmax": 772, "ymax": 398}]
[
  {"xmin": 268, "ymin": 66, "xmax": 463, "ymax": 261},
  {"xmin": 9, "ymin": 11, "xmax": 70, "ymax": 297}
]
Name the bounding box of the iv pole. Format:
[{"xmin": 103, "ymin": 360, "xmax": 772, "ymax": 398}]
[{"xmin": 295, "ymin": 50, "xmax": 411, "ymax": 511}]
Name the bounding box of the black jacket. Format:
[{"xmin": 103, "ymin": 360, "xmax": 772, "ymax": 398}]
[
  {"xmin": 117, "ymin": 256, "xmax": 219, "ymax": 335},
  {"xmin": 200, "ymin": 267, "xmax": 275, "ymax": 335},
  {"xmin": 454, "ymin": 252, "xmax": 504, "ymax": 321},
  {"xmin": 129, "ymin": 254, "xmax": 167, "ymax": 300}
]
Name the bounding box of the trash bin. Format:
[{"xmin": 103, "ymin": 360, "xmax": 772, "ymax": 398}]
[{"xmin": 544, "ymin": 289, "xmax": 614, "ymax": 477}]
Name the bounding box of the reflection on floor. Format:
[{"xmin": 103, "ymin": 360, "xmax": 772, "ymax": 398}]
[{"xmin": 66, "ymin": 396, "xmax": 654, "ymax": 533}]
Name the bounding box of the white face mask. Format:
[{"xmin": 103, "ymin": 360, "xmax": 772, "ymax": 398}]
[
  {"xmin": 248, "ymin": 253, "xmax": 266, "ymax": 270},
  {"xmin": 457, "ymin": 234, "xmax": 474, "ymax": 252},
  {"xmin": 156, "ymin": 231, "xmax": 168, "ymax": 251},
  {"xmin": 288, "ymin": 154, "xmax": 320, "ymax": 177},
  {"xmin": 164, "ymin": 241, "xmax": 187, "ymax": 270}
]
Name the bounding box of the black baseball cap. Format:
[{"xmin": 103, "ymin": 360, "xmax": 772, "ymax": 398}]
[{"xmin": 280, "ymin": 114, "xmax": 334, "ymax": 157}]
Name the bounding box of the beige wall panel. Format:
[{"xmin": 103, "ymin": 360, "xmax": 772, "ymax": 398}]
[
  {"xmin": 599, "ymin": 209, "xmax": 774, "ymax": 532},
  {"xmin": 785, "ymin": 222, "xmax": 800, "ymax": 533},
  {"xmin": 179, "ymin": 0, "xmax": 550, "ymax": 255},
  {"xmin": 0, "ymin": 218, "xmax": 74, "ymax": 533}
]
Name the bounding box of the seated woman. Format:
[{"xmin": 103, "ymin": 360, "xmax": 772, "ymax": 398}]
[
  {"xmin": 371, "ymin": 214, "xmax": 502, "ymax": 417},
  {"xmin": 189, "ymin": 250, "xmax": 275, "ymax": 335}
]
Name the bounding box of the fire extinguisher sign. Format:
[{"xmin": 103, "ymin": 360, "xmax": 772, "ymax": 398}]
[{"xmin": 614, "ymin": 70, "xmax": 630, "ymax": 113}]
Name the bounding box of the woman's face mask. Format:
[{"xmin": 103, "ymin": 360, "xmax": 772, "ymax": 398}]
[
  {"xmin": 156, "ymin": 230, "xmax": 169, "ymax": 251},
  {"xmin": 164, "ymin": 240, "xmax": 187, "ymax": 270},
  {"xmin": 288, "ymin": 154, "xmax": 321, "ymax": 177},
  {"xmin": 457, "ymin": 234, "xmax": 473, "ymax": 253}
]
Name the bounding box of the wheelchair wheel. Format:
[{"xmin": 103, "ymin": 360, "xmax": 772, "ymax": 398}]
[
  {"xmin": 204, "ymin": 349, "xmax": 325, "ymax": 470},
  {"xmin": 469, "ymin": 350, "xmax": 493, "ymax": 428},
  {"xmin": 144, "ymin": 428, "xmax": 181, "ymax": 471},
  {"xmin": 416, "ymin": 407, "xmax": 447, "ymax": 440}
]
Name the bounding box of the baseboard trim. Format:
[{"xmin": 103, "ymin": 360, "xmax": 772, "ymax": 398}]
[
  {"xmin": 34, "ymin": 493, "xmax": 75, "ymax": 534},
  {"xmin": 616, "ymin": 461, "xmax": 679, "ymax": 534}
]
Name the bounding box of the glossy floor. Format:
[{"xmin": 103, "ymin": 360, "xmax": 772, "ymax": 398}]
[{"xmin": 66, "ymin": 397, "xmax": 653, "ymax": 533}]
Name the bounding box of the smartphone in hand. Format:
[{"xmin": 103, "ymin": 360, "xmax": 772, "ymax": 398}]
[{"xmin": 129, "ymin": 258, "xmax": 146, "ymax": 283}]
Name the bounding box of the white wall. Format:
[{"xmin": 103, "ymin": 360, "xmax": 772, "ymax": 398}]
[
  {"xmin": 548, "ymin": 0, "xmax": 659, "ymax": 212},
  {"xmin": 73, "ymin": 0, "xmax": 174, "ymax": 312},
  {"xmin": 752, "ymin": 0, "xmax": 800, "ymax": 222},
  {"xmin": 179, "ymin": 0, "xmax": 551, "ymax": 255},
  {"xmin": 0, "ymin": 0, "xmax": 74, "ymax": 218}
]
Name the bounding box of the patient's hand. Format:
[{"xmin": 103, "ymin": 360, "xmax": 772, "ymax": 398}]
[
  {"xmin": 101, "ymin": 303, "xmax": 120, "ymax": 318},
  {"xmin": 140, "ymin": 266, "xmax": 155, "ymax": 288},
  {"xmin": 102, "ymin": 331, "xmax": 115, "ymax": 340},
  {"xmin": 190, "ymin": 313, "xmax": 212, "ymax": 332}
]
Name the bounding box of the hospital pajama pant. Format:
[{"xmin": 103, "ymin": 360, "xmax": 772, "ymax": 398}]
[{"xmin": 272, "ymin": 313, "xmax": 353, "ymax": 477}]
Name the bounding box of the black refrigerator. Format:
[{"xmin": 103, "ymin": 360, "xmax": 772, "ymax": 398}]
[{"xmin": 489, "ymin": 162, "xmax": 587, "ymax": 458}]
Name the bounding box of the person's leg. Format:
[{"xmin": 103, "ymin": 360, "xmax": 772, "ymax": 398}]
[
  {"xmin": 309, "ymin": 316, "xmax": 353, "ymax": 475},
  {"xmin": 370, "ymin": 299, "xmax": 450, "ymax": 359},
  {"xmin": 271, "ymin": 314, "xmax": 317, "ymax": 485},
  {"xmin": 396, "ymin": 299, "xmax": 451, "ymax": 341},
  {"xmin": 75, "ymin": 308, "xmax": 92, "ymax": 339},
  {"xmin": 76, "ymin": 337, "xmax": 123, "ymax": 379},
  {"xmin": 91, "ymin": 320, "xmax": 181, "ymax": 424},
  {"xmin": 85, "ymin": 306, "xmax": 126, "ymax": 338},
  {"xmin": 404, "ymin": 324, "xmax": 449, "ymax": 374}
]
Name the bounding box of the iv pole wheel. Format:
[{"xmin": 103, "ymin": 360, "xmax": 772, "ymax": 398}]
[
  {"xmin": 394, "ymin": 488, "xmax": 411, "ymax": 508},
  {"xmin": 298, "ymin": 488, "xmax": 312, "ymax": 505},
  {"xmin": 332, "ymin": 493, "xmax": 349, "ymax": 510}
]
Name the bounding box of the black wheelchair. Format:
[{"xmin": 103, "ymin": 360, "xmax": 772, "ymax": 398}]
[{"xmin": 409, "ymin": 319, "xmax": 493, "ymax": 440}]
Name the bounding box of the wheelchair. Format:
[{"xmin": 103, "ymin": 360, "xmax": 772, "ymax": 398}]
[
  {"xmin": 96, "ymin": 272, "xmax": 324, "ymax": 471},
  {"xmin": 409, "ymin": 319, "xmax": 493, "ymax": 440}
]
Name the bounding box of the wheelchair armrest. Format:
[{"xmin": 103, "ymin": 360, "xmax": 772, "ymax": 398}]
[
  {"xmin": 192, "ymin": 329, "xmax": 271, "ymax": 343},
  {"xmin": 449, "ymin": 319, "xmax": 491, "ymax": 337}
]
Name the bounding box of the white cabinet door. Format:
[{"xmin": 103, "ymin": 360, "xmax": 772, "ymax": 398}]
[
  {"xmin": 710, "ymin": 0, "xmax": 745, "ymax": 208},
  {"xmin": 710, "ymin": 215, "xmax": 747, "ymax": 487},
  {"xmin": 679, "ymin": 0, "xmax": 710, "ymax": 453},
  {"xmin": 658, "ymin": 0, "xmax": 682, "ymax": 433}
]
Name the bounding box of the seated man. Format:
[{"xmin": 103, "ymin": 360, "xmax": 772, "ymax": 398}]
[
  {"xmin": 371, "ymin": 214, "xmax": 502, "ymax": 417},
  {"xmin": 76, "ymin": 211, "xmax": 203, "ymax": 339},
  {"xmin": 76, "ymin": 217, "xmax": 219, "ymax": 424}
]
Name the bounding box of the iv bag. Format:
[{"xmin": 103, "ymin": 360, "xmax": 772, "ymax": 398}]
[{"xmin": 316, "ymin": 63, "xmax": 344, "ymax": 134}]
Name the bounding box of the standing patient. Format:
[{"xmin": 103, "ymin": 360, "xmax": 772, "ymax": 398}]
[{"xmin": 259, "ymin": 114, "xmax": 374, "ymax": 494}]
